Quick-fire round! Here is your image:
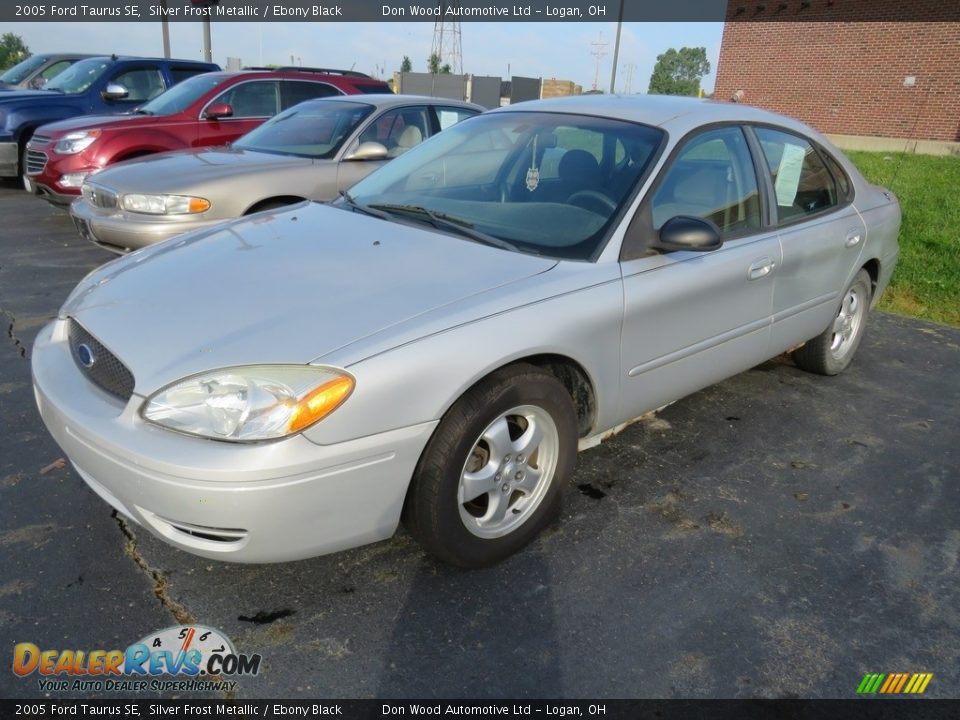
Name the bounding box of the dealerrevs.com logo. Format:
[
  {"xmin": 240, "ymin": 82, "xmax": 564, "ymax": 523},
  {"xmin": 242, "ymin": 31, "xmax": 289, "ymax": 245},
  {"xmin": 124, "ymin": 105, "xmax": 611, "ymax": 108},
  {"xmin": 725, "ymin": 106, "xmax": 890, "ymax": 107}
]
[{"xmin": 12, "ymin": 625, "xmax": 261, "ymax": 693}]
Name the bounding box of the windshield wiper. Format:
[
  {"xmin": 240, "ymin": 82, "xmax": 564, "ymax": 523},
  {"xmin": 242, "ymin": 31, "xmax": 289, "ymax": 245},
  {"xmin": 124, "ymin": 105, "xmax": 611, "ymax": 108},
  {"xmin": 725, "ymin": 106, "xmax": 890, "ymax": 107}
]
[
  {"xmin": 134, "ymin": 108, "xmax": 153, "ymax": 115},
  {"xmin": 367, "ymin": 203, "xmax": 520, "ymax": 253},
  {"xmin": 337, "ymin": 190, "xmax": 393, "ymax": 221}
]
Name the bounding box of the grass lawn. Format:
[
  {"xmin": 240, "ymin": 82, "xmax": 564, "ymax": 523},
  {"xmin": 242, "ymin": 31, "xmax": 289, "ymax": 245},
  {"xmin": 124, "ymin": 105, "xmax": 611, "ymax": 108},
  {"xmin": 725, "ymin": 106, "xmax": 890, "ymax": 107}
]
[{"xmin": 846, "ymin": 150, "xmax": 960, "ymax": 326}]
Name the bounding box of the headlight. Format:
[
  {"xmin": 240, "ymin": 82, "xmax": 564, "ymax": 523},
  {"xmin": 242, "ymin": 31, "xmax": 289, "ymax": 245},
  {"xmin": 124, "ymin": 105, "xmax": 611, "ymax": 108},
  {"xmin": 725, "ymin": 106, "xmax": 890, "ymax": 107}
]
[
  {"xmin": 121, "ymin": 193, "xmax": 211, "ymax": 215},
  {"xmin": 142, "ymin": 365, "xmax": 354, "ymax": 442},
  {"xmin": 54, "ymin": 129, "xmax": 101, "ymax": 154}
]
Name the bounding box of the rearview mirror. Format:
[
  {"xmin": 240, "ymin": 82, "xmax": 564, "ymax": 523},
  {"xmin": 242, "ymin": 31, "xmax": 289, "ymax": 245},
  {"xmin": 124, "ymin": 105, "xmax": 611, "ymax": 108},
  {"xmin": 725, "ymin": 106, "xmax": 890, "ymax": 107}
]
[
  {"xmin": 203, "ymin": 103, "xmax": 234, "ymax": 120},
  {"xmin": 102, "ymin": 83, "xmax": 129, "ymax": 100},
  {"xmin": 653, "ymin": 216, "xmax": 723, "ymax": 252},
  {"xmin": 344, "ymin": 142, "xmax": 389, "ymax": 161}
]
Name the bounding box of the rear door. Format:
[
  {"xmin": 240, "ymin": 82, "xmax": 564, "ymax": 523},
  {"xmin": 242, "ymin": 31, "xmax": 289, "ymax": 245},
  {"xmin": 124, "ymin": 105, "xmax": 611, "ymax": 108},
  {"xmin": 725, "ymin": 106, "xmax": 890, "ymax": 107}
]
[
  {"xmin": 750, "ymin": 126, "xmax": 865, "ymax": 354},
  {"xmin": 280, "ymin": 80, "xmax": 341, "ymax": 110},
  {"xmin": 197, "ymin": 79, "xmax": 281, "ymax": 146},
  {"xmin": 617, "ymin": 125, "xmax": 781, "ymax": 424}
]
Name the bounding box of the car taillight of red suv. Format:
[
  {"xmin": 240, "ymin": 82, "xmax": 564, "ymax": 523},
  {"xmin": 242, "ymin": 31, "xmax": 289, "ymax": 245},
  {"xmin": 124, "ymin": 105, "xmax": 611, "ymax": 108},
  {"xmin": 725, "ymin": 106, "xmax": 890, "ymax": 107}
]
[{"xmin": 26, "ymin": 67, "xmax": 392, "ymax": 206}]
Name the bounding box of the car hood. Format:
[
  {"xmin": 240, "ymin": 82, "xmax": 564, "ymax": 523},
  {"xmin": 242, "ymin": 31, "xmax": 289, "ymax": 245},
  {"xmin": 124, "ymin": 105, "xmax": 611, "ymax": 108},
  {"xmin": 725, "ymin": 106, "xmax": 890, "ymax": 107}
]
[
  {"xmin": 35, "ymin": 113, "xmax": 145, "ymax": 136},
  {"xmin": 0, "ymin": 89, "xmax": 66, "ymax": 105},
  {"xmin": 93, "ymin": 146, "xmax": 311, "ymax": 194},
  {"xmin": 65, "ymin": 202, "xmax": 558, "ymax": 395}
]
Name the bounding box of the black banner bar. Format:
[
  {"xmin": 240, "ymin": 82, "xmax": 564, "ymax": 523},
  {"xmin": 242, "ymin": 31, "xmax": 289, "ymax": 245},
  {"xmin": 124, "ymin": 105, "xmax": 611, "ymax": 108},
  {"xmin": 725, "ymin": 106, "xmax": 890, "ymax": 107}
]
[
  {"xmin": 2, "ymin": 699, "xmax": 960, "ymax": 719},
  {"xmin": 2, "ymin": 0, "xmax": 958, "ymax": 23}
]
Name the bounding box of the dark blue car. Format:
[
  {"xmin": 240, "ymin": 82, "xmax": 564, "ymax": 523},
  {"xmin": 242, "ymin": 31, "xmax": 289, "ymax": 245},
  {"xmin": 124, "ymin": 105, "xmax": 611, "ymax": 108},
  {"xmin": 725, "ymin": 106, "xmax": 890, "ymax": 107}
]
[{"xmin": 0, "ymin": 55, "xmax": 218, "ymax": 179}]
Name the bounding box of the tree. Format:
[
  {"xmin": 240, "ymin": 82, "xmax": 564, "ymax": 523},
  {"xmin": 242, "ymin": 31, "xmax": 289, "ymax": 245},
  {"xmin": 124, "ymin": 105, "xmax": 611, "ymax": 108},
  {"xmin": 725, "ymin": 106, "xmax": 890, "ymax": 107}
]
[
  {"xmin": 0, "ymin": 33, "xmax": 30, "ymax": 73},
  {"xmin": 427, "ymin": 53, "xmax": 452, "ymax": 75},
  {"xmin": 647, "ymin": 47, "xmax": 710, "ymax": 96},
  {"xmin": 400, "ymin": 56, "xmax": 412, "ymax": 73}
]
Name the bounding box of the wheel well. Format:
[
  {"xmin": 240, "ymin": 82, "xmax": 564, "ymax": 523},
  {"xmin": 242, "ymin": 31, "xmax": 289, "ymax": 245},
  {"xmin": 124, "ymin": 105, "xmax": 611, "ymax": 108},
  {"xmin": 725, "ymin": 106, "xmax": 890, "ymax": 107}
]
[
  {"xmin": 861, "ymin": 258, "xmax": 880, "ymax": 294},
  {"xmin": 508, "ymin": 354, "xmax": 597, "ymax": 438},
  {"xmin": 244, "ymin": 196, "xmax": 305, "ymax": 215},
  {"xmin": 115, "ymin": 150, "xmax": 155, "ymax": 163}
]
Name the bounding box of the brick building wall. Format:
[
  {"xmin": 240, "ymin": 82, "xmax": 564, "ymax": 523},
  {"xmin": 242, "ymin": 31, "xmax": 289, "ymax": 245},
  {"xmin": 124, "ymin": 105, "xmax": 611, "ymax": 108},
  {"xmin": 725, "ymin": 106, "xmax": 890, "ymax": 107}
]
[{"xmin": 713, "ymin": 1, "xmax": 960, "ymax": 142}]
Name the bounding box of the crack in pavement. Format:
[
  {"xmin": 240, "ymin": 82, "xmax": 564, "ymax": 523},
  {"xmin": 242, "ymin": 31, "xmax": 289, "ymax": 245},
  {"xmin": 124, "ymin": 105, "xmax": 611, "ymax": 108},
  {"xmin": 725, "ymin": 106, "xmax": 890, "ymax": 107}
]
[
  {"xmin": 111, "ymin": 510, "xmax": 237, "ymax": 700},
  {"xmin": 112, "ymin": 510, "xmax": 196, "ymax": 625},
  {"xmin": 2, "ymin": 308, "xmax": 27, "ymax": 359}
]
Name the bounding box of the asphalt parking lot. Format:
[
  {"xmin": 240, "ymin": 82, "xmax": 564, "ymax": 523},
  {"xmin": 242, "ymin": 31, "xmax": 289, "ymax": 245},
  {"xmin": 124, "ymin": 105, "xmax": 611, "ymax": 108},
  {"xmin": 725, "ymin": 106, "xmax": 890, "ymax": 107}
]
[{"xmin": 1, "ymin": 180, "xmax": 958, "ymax": 700}]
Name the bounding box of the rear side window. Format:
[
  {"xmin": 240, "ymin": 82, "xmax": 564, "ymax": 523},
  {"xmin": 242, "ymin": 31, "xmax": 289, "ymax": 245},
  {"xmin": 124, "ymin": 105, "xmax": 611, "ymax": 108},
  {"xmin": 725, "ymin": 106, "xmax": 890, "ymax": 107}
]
[
  {"xmin": 434, "ymin": 106, "xmax": 479, "ymax": 130},
  {"xmin": 651, "ymin": 126, "xmax": 761, "ymax": 235},
  {"xmin": 754, "ymin": 127, "xmax": 838, "ymax": 223},
  {"xmin": 281, "ymin": 80, "xmax": 341, "ymax": 109},
  {"xmin": 821, "ymin": 149, "xmax": 852, "ymax": 202},
  {"xmin": 40, "ymin": 60, "xmax": 73, "ymax": 81},
  {"xmin": 171, "ymin": 66, "xmax": 215, "ymax": 84},
  {"xmin": 352, "ymin": 83, "xmax": 394, "ymax": 95}
]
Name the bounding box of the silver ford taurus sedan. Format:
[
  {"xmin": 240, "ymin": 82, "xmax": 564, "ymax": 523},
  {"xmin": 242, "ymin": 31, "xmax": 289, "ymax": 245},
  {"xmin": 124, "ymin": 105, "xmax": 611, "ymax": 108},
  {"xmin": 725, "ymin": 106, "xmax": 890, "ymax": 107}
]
[
  {"xmin": 33, "ymin": 95, "xmax": 900, "ymax": 568},
  {"xmin": 69, "ymin": 94, "xmax": 481, "ymax": 253}
]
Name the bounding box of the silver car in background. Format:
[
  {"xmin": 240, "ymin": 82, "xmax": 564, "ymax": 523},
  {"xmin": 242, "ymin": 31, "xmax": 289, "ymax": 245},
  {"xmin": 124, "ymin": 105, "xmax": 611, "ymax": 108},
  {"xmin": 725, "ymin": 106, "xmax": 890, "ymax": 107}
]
[
  {"xmin": 70, "ymin": 94, "xmax": 481, "ymax": 253},
  {"xmin": 34, "ymin": 95, "xmax": 900, "ymax": 568}
]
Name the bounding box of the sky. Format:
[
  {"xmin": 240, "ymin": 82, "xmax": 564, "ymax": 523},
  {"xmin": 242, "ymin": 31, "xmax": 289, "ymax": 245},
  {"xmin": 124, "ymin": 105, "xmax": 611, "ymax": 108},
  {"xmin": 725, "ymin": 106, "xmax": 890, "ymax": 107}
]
[{"xmin": 9, "ymin": 21, "xmax": 724, "ymax": 94}]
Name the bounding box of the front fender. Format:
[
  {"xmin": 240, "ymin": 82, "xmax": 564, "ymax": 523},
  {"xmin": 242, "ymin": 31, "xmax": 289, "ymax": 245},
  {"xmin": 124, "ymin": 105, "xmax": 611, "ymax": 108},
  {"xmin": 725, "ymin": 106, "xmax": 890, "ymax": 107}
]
[{"xmin": 302, "ymin": 272, "xmax": 625, "ymax": 447}]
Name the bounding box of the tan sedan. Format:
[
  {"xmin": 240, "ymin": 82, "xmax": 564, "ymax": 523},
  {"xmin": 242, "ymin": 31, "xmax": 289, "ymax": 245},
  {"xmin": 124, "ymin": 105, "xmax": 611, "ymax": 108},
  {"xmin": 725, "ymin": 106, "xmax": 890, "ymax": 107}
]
[{"xmin": 70, "ymin": 94, "xmax": 481, "ymax": 253}]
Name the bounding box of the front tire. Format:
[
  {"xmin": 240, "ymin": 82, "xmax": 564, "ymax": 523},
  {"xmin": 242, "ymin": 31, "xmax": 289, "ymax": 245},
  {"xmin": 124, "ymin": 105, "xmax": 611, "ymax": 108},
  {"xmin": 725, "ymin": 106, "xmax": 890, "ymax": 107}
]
[
  {"xmin": 792, "ymin": 268, "xmax": 873, "ymax": 376},
  {"xmin": 404, "ymin": 364, "xmax": 578, "ymax": 568}
]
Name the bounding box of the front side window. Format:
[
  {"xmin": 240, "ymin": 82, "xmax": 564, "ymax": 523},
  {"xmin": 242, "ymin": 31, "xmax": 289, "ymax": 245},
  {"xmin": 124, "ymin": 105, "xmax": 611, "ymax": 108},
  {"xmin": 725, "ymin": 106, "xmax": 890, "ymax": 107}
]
[
  {"xmin": 40, "ymin": 60, "xmax": 73, "ymax": 81},
  {"xmin": 212, "ymin": 81, "xmax": 280, "ymax": 118},
  {"xmin": 651, "ymin": 126, "xmax": 761, "ymax": 235},
  {"xmin": 345, "ymin": 111, "xmax": 664, "ymax": 260},
  {"xmin": 233, "ymin": 100, "xmax": 373, "ymax": 158},
  {"xmin": 46, "ymin": 58, "xmax": 112, "ymax": 95},
  {"xmin": 755, "ymin": 127, "xmax": 838, "ymax": 222},
  {"xmin": 112, "ymin": 68, "xmax": 166, "ymax": 102}
]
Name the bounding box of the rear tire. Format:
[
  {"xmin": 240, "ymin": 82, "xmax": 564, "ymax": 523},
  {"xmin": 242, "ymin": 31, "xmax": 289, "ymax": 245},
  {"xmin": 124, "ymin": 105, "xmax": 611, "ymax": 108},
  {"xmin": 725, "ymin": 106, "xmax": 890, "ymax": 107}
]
[
  {"xmin": 404, "ymin": 364, "xmax": 578, "ymax": 568},
  {"xmin": 792, "ymin": 269, "xmax": 872, "ymax": 376}
]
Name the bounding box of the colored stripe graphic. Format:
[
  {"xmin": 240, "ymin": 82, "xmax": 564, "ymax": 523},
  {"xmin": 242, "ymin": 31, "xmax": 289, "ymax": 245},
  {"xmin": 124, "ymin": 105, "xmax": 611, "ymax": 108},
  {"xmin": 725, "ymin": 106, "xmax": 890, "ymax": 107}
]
[{"xmin": 856, "ymin": 672, "xmax": 933, "ymax": 694}]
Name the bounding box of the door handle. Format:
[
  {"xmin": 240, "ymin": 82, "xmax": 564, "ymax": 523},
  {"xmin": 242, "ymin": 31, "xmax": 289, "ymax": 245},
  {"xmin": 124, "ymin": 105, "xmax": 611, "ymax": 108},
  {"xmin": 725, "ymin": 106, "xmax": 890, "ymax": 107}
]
[
  {"xmin": 748, "ymin": 257, "xmax": 776, "ymax": 280},
  {"xmin": 845, "ymin": 229, "xmax": 863, "ymax": 247}
]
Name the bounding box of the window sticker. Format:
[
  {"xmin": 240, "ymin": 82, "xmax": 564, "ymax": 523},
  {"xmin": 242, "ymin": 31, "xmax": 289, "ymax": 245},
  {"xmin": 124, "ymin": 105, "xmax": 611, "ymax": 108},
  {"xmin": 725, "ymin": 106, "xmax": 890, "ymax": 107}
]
[{"xmin": 774, "ymin": 143, "xmax": 806, "ymax": 207}]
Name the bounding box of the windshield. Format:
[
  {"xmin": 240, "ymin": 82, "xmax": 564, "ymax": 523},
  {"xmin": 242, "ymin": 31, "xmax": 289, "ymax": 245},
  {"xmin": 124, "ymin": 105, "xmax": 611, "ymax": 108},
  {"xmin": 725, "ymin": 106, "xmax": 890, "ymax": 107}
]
[
  {"xmin": 233, "ymin": 100, "xmax": 373, "ymax": 159},
  {"xmin": 345, "ymin": 111, "xmax": 664, "ymax": 260},
  {"xmin": 0, "ymin": 55, "xmax": 47, "ymax": 85},
  {"xmin": 138, "ymin": 73, "xmax": 226, "ymax": 115},
  {"xmin": 46, "ymin": 58, "xmax": 112, "ymax": 95}
]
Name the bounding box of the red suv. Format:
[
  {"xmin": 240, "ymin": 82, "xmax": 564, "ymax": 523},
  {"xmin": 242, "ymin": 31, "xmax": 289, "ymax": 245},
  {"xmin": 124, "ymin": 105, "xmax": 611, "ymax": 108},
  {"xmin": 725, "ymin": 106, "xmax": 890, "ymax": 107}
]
[{"xmin": 26, "ymin": 67, "xmax": 392, "ymax": 206}]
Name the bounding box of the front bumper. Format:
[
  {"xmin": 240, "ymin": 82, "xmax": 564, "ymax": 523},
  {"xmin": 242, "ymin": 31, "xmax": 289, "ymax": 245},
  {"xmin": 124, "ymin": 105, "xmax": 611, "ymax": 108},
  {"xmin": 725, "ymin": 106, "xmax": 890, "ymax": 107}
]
[
  {"xmin": 0, "ymin": 141, "xmax": 18, "ymax": 176},
  {"xmin": 70, "ymin": 198, "xmax": 225, "ymax": 254},
  {"xmin": 32, "ymin": 318, "xmax": 437, "ymax": 563},
  {"xmin": 27, "ymin": 178, "xmax": 78, "ymax": 207}
]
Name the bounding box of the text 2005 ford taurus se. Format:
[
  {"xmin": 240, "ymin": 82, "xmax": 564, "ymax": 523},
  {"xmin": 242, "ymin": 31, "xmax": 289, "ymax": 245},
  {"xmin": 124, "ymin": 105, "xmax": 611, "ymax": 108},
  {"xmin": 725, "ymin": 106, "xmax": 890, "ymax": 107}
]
[{"xmin": 33, "ymin": 96, "xmax": 900, "ymax": 568}]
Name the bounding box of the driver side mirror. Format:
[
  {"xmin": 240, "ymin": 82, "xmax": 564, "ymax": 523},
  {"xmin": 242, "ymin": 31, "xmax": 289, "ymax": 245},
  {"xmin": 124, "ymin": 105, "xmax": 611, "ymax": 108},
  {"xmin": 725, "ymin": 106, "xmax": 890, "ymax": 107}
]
[
  {"xmin": 653, "ymin": 215, "xmax": 723, "ymax": 252},
  {"xmin": 102, "ymin": 83, "xmax": 129, "ymax": 101},
  {"xmin": 344, "ymin": 142, "xmax": 389, "ymax": 161},
  {"xmin": 203, "ymin": 103, "xmax": 234, "ymax": 120}
]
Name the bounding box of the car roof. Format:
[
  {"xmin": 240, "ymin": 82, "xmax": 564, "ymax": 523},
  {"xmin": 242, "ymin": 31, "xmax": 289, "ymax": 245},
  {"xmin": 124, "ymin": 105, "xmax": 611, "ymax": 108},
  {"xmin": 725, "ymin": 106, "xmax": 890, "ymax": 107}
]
[
  {"xmin": 295, "ymin": 94, "xmax": 484, "ymax": 111},
  {"xmin": 195, "ymin": 69, "xmax": 390, "ymax": 83},
  {"xmin": 494, "ymin": 94, "xmax": 819, "ymax": 139}
]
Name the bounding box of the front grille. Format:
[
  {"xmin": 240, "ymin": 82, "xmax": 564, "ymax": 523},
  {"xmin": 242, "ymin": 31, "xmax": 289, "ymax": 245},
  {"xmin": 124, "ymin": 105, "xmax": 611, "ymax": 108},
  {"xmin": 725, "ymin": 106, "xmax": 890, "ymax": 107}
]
[
  {"xmin": 30, "ymin": 133, "xmax": 53, "ymax": 145},
  {"xmin": 25, "ymin": 149, "xmax": 47, "ymax": 175},
  {"xmin": 81, "ymin": 183, "xmax": 118, "ymax": 210},
  {"xmin": 67, "ymin": 318, "xmax": 135, "ymax": 401}
]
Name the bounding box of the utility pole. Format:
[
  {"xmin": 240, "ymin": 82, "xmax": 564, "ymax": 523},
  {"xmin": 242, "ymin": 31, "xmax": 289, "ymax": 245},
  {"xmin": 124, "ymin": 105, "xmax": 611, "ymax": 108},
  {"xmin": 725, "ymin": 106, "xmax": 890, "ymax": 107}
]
[
  {"xmin": 590, "ymin": 32, "xmax": 608, "ymax": 92},
  {"xmin": 609, "ymin": 0, "xmax": 625, "ymax": 94},
  {"xmin": 160, "ymin": 0, "xmax": 170, "ymax": 58},
  {"xmin": 623, "ymin": 62, "xmax": 635, "ymax": 94}
]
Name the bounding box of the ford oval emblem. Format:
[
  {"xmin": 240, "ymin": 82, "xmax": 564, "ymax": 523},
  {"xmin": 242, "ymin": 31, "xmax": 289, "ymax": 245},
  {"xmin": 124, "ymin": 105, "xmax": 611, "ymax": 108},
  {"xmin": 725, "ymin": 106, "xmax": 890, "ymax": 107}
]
[{"xmin": 77, "ymin": 343, "xmax": 96, "ymax": 368}]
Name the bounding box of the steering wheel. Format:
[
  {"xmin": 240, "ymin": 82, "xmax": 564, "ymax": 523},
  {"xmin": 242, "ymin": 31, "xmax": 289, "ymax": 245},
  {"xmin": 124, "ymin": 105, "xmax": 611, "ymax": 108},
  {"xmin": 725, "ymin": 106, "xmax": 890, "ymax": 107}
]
[{"xmin": 567, "ymin": 190, "xmax": 617, "ymax": 214}]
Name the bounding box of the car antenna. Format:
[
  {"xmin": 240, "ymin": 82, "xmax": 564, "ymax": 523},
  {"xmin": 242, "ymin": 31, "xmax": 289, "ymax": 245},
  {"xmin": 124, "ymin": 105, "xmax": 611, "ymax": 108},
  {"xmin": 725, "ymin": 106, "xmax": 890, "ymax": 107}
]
[{"xmin": 111, "ymin": 53, "xmax": 118, "ymax": 61}]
